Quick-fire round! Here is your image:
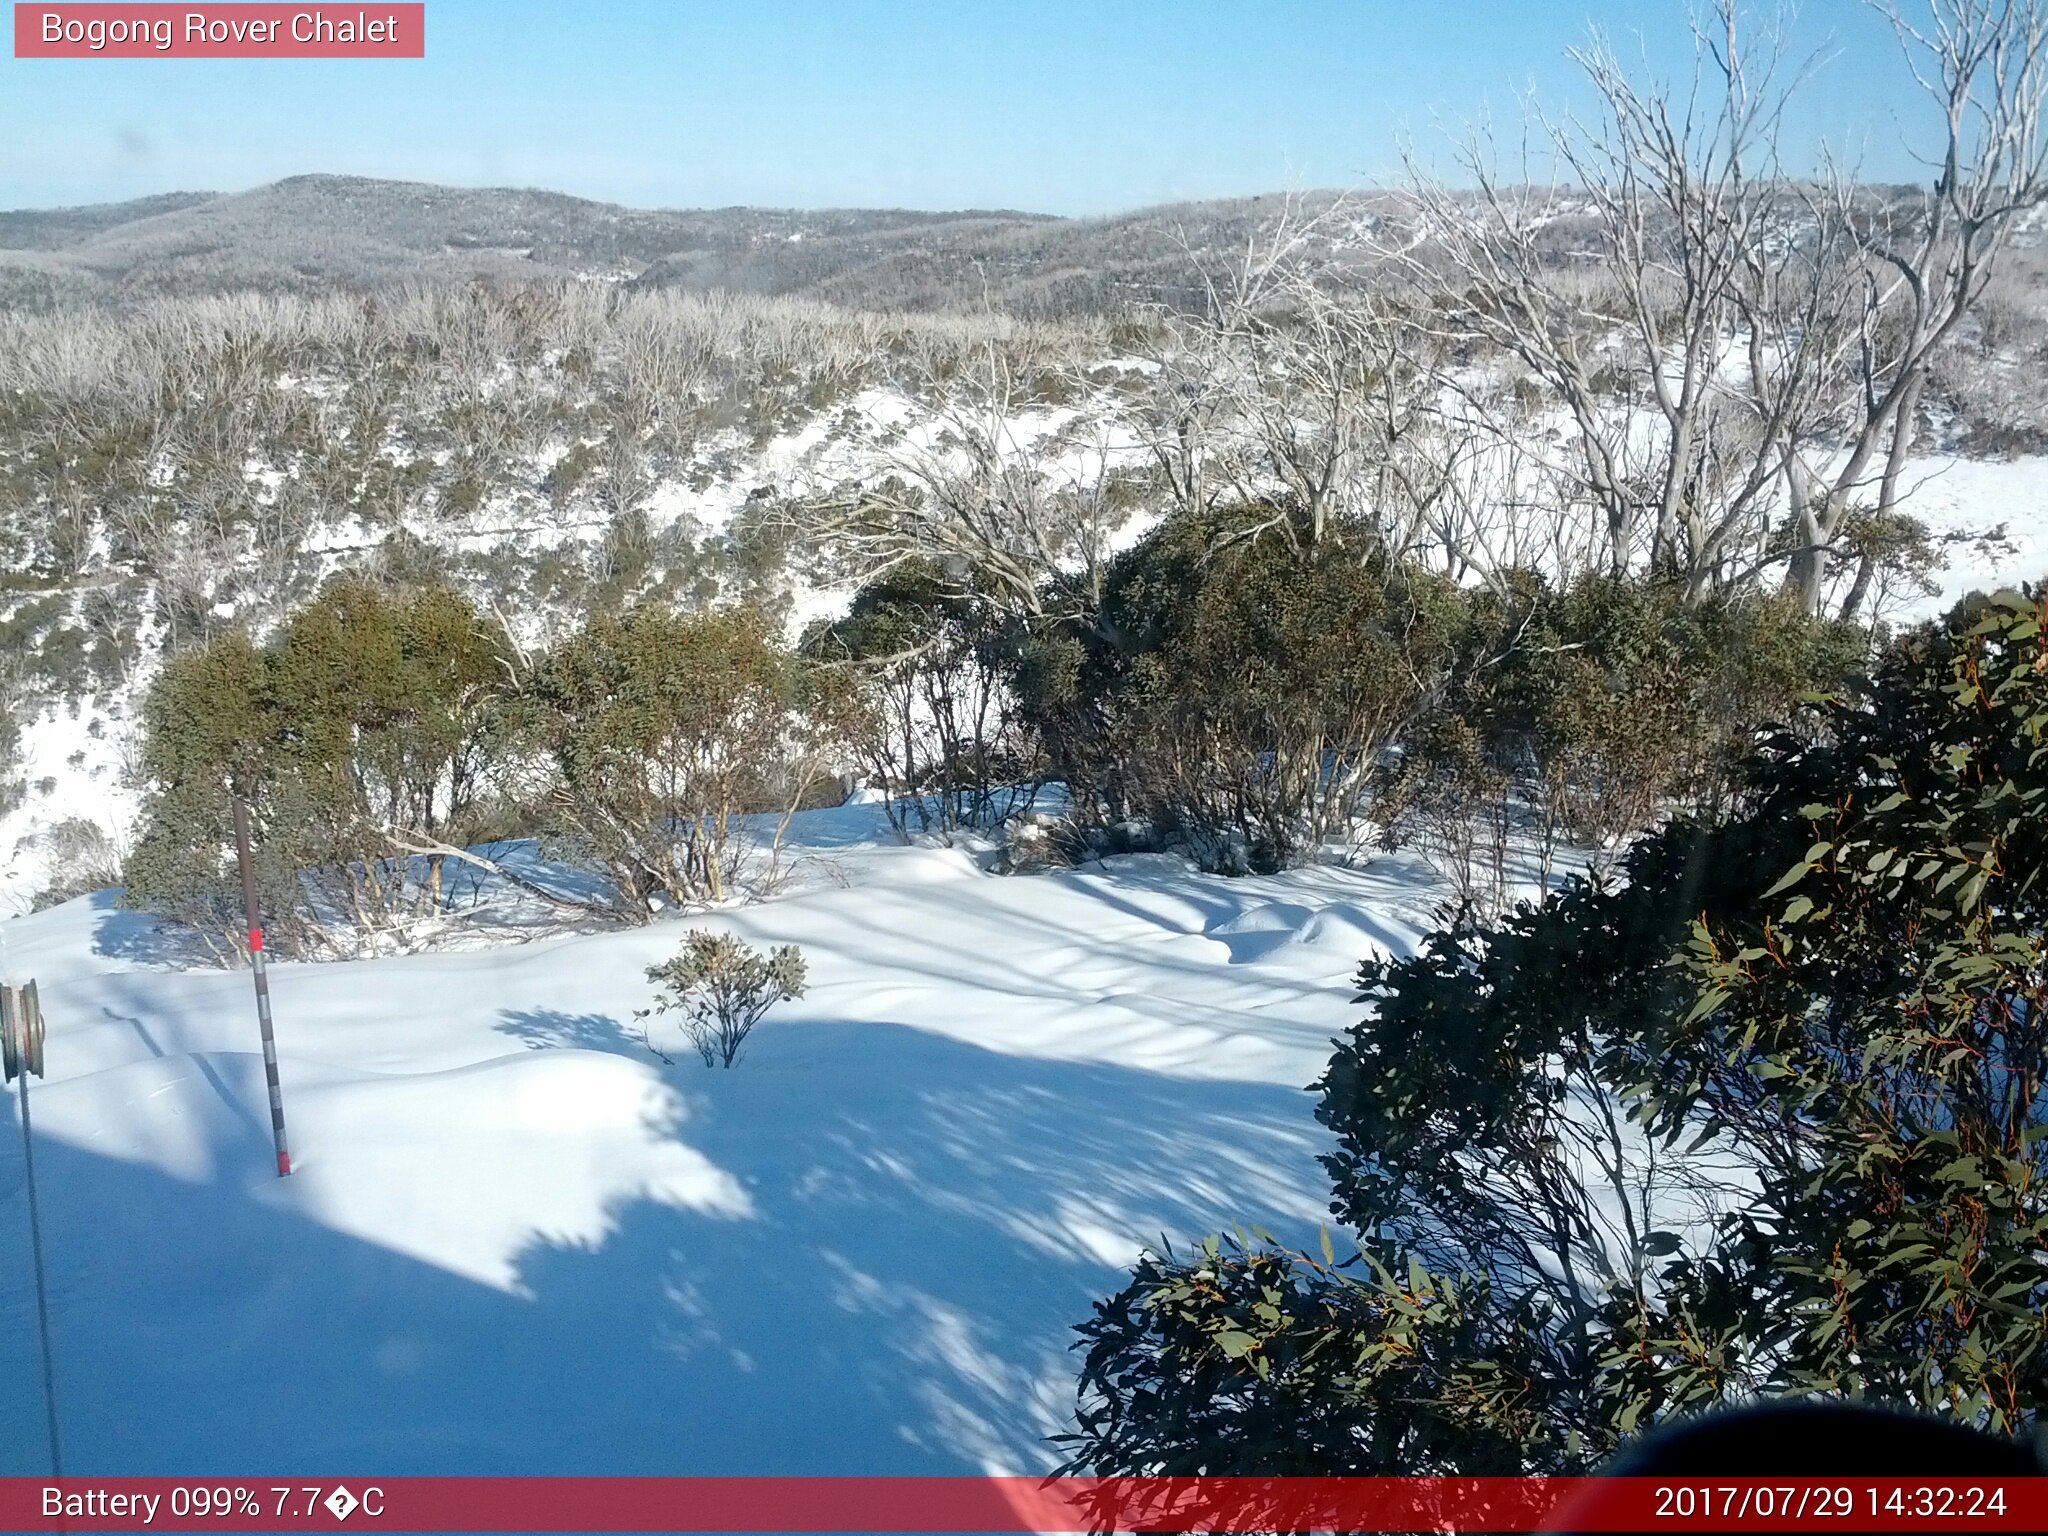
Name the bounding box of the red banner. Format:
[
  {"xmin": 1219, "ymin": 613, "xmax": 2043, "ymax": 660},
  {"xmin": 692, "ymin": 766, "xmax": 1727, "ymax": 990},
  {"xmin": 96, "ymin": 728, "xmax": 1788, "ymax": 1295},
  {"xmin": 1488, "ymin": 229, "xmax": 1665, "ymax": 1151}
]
[
  {"xmin": 3, "ymin": 1476, "xmax": 2046, "ymax": 1532},
  {"xmin": 13, "ymin": 4, "xmax": 424, "ymax": 58}
]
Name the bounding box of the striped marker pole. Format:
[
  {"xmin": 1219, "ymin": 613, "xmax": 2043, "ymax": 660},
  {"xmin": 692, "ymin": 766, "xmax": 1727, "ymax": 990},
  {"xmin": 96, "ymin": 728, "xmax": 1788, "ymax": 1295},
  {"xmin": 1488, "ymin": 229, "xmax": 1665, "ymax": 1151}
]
[
  {"xmin": 3, "ymin": 979, "xmax": 61, "ymax": 1476},
  {"xmin": 231, "ymin": 795, "xmax": 294, "ymax": 1177}
]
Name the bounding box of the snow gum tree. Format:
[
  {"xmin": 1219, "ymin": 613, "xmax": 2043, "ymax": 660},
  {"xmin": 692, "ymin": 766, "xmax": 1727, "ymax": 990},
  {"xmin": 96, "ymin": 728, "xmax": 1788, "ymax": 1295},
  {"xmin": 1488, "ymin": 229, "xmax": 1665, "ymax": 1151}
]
[{"xmin": 1392, "ymin": 0, "xmax": 2048, "ymax": 615}]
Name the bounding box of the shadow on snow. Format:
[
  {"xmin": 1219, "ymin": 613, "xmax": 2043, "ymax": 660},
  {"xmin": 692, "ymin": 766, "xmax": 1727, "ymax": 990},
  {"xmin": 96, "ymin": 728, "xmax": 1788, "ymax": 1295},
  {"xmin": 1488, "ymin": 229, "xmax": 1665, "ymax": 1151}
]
[{"xmin": 0, "ymin": 1010, "xmax": 1331, "ymax": 1477}]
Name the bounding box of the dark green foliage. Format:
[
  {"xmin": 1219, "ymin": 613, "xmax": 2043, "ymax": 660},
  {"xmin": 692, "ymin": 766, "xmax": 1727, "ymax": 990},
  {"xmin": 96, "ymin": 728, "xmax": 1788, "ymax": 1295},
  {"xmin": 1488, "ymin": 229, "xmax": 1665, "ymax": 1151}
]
[
  {"xmin": 1069, "ymin": 1230, "xmax": 1558, "ymax": 1476},
  {"xmin": 120, "ymin": 630, "xmax": 288, "ymax": 960},
  {"xmin": 121, "ymin": 568, "xmax": 848, "ymax": 947},
  {"xmin": 1021, "ymin": 521, "xmax": 1846, "ymax": 883},
  {"xmin": 371, "ymin": 527, "xmax": 454, "ymax": 587},
  {"xmin": 0, "ymin": 695, "xmax": 18, "ymax": 789},
  {"xmin": 522, "ymin": 604, "xmax": 828, "ymax": 916},
  {"xmin": 120, "ymin": 576, "xmax": 515, "ymax": 958},
  {"xmin": 1061, "ymin": 589, "xmax": 2048, "ymax": 1475},
  {"xmin": 542, "ymin": 441, "xmax": 599, "ymax": 508},
  {"xmin": 1378, "ymin": 573, "xmax": 1859, "ymax": 895},
  {"xmin": 1646, "ymin": 589, "xmax": 2048, "ymax": 1426},
  {"xmin": 1023, "ymin": 509, "xmax": 1461, "ymax": 872},
  {"xmin": 588, "ymin": 503, "xmax": 657, "ymax": 611},
  {"xmin": 0, "ymin": 591, "xmax": 107, "ymax": 709}
]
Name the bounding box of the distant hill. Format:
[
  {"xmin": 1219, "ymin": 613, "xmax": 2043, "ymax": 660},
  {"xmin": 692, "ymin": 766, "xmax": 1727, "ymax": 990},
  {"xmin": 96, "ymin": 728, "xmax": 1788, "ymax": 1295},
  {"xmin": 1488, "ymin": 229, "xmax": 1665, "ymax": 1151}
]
[
  {"xmin": 0, "ymin": 174, "xmax": 1376, "ymax": 316},
  {"xmin": 0, "ymin": 191, "xmax": 218, "ymax": 251}
]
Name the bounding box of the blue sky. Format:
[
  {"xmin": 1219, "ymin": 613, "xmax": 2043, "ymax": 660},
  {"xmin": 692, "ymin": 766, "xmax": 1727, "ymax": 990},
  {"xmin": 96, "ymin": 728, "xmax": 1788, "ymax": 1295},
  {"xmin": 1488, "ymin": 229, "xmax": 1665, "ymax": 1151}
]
[{"xmin": 1, "ymin": 1, "xmax": 1937, "ymax": 215}]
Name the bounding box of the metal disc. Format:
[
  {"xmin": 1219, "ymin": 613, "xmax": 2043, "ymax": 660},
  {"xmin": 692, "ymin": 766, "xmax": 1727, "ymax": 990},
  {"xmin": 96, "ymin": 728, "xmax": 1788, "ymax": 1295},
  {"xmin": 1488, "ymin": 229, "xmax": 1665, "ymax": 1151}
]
[
  {"xmin": 20, "ymin": 982, "xmax": 41, "ymax": 1079},
  {"xmin": 0, "ymin": 987, "xmax": 18, "ymax": 1085}
]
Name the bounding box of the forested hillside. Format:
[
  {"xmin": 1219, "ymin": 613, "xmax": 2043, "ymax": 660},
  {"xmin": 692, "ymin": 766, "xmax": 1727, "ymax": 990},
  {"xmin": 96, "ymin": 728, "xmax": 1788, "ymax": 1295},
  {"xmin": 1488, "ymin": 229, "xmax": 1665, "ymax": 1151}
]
[{"xmin": 0, "ymin": 174, "xmax": 1344, "ymax": 316}]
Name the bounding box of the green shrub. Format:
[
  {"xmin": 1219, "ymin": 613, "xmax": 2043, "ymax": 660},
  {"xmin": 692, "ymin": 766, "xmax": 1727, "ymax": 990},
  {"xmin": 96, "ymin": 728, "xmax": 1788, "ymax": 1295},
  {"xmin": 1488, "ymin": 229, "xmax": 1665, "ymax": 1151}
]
[
  {"xmin": 1062, "ymin": 589, "xmax": 2048, "ymax": 1475},
  {"xmin": 636, "ymin": 929, "xmax": 806, "ymax": 1067},
  {"xmin": 542, "ymin": 441, "xmax": 599, "ymax": 508},
  {"xmin": 804, "ymin": 561, "xmax": 1039, "ymax": 836},
  {"xmin": 120, "ymin": 576, "xmax": 516, "ymax": 957},
  {"xmin": 1380, "ymin": 574, "xmax": 1859, "ymax": 889},
  {"xmin": 522, "ymin": 604, "xmax": 827, "ymax": 916},
  {"xmin": 1024, "ymin": 508, "xmax": 1460, "ymax": 871}
]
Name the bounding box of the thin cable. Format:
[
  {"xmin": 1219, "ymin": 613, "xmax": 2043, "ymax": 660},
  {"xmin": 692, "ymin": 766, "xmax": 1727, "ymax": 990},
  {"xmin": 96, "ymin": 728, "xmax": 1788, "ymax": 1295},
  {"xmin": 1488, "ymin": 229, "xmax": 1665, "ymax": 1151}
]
[{"xmin": 18, "ymin": 1073, "xmax": 62, "ymax": 1478}]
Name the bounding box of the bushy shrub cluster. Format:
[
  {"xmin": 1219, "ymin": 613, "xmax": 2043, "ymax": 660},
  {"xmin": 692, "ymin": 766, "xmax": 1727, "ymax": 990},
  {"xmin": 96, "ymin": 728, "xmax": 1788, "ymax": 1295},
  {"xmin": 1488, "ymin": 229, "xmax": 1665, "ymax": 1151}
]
[
  {"xmin": 1059, "ymin": 590, "xmax": 2048, "ymax": 1475},
  {"xmin": 1018, "ymin": 510, "xmax": 1463, "ymax": 872},
  {"xmin": 522, "ymin": 603, "xmax": 851, "ymax": 911},
  {"xmin": 119, "ymin": 498, "xmax": 1866, "ymax": 957},
  {"xmin": 121, "ymin": 576, "xmax": 850, "ymax": 955},
  {"xmin": 121, "ymin": 575, "xmax": 518, "ymax": 958},
  {"xmin": 1378, "ymin": 574, "xmax": 1862, "ymax": 897},
  {"xmin": 985, "ymin": 509, "xmax": 1853, "ymax": 880}
]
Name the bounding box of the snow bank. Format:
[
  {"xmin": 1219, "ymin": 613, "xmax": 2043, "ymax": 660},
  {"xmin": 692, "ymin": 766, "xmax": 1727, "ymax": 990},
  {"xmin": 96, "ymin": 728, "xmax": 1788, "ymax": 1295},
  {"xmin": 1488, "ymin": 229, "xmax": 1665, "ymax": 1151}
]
[{"xmin": 0, "ymin": 816, "xmax": 1447, "ymax": 1475}]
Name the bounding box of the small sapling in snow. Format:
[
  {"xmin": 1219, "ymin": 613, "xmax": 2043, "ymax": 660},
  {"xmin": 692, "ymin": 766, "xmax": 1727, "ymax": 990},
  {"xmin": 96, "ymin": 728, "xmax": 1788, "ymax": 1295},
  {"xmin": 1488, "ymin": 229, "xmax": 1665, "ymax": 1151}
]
[{"xmin": 636, "ymin": 929, "xmax": 806, "ymax": 1067}]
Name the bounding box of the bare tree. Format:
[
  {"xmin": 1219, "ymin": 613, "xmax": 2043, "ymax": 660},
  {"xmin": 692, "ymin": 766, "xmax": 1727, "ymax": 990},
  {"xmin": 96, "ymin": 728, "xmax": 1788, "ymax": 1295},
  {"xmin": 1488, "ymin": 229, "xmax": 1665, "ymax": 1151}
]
[
  {"xmin": 1387, "ymin": 0, "xmax": 2048, "ymax": 613},
  {"xmin": 1788, "ymin": 0, "xmax": 2048, "ymax": 610},
  {"xmin": 1128, "ymin": 200, "xmax": 1462, "ymax": 561},
  {"xmin": 1389, "ymin": 5, "xmax": 1809, "ymax": 593},
  {"xmin": 800, "ymin": 338, "xmax": 1131, "ymax": 630}
]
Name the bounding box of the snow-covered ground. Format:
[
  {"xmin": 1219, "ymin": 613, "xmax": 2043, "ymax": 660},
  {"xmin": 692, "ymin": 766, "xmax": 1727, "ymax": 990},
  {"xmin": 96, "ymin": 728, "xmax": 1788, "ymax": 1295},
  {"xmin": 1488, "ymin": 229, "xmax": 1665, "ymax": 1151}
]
[
  {"xmin": 0, "ymin": 802, "xmax": 1448, "ymax": 1476},
  {"xmin": 1885, "ymin": 453, "xmax": 2048, "ymax": 618}
]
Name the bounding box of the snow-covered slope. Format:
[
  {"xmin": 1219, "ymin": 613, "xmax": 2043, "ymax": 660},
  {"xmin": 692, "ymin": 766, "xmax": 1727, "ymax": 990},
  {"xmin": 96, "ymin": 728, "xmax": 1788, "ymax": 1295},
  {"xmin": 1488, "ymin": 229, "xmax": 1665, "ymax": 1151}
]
[
  {"xmin": 0, "ymin": 370, "xmax": 1156, "ymax": 916},
  {"xmin": 1883, "ymin": 453, "xmax": 2048, "ymax": 616},
  {"xmin": 0, "ymin": 803, "xmax": 1447, "ymax": 1475}
]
